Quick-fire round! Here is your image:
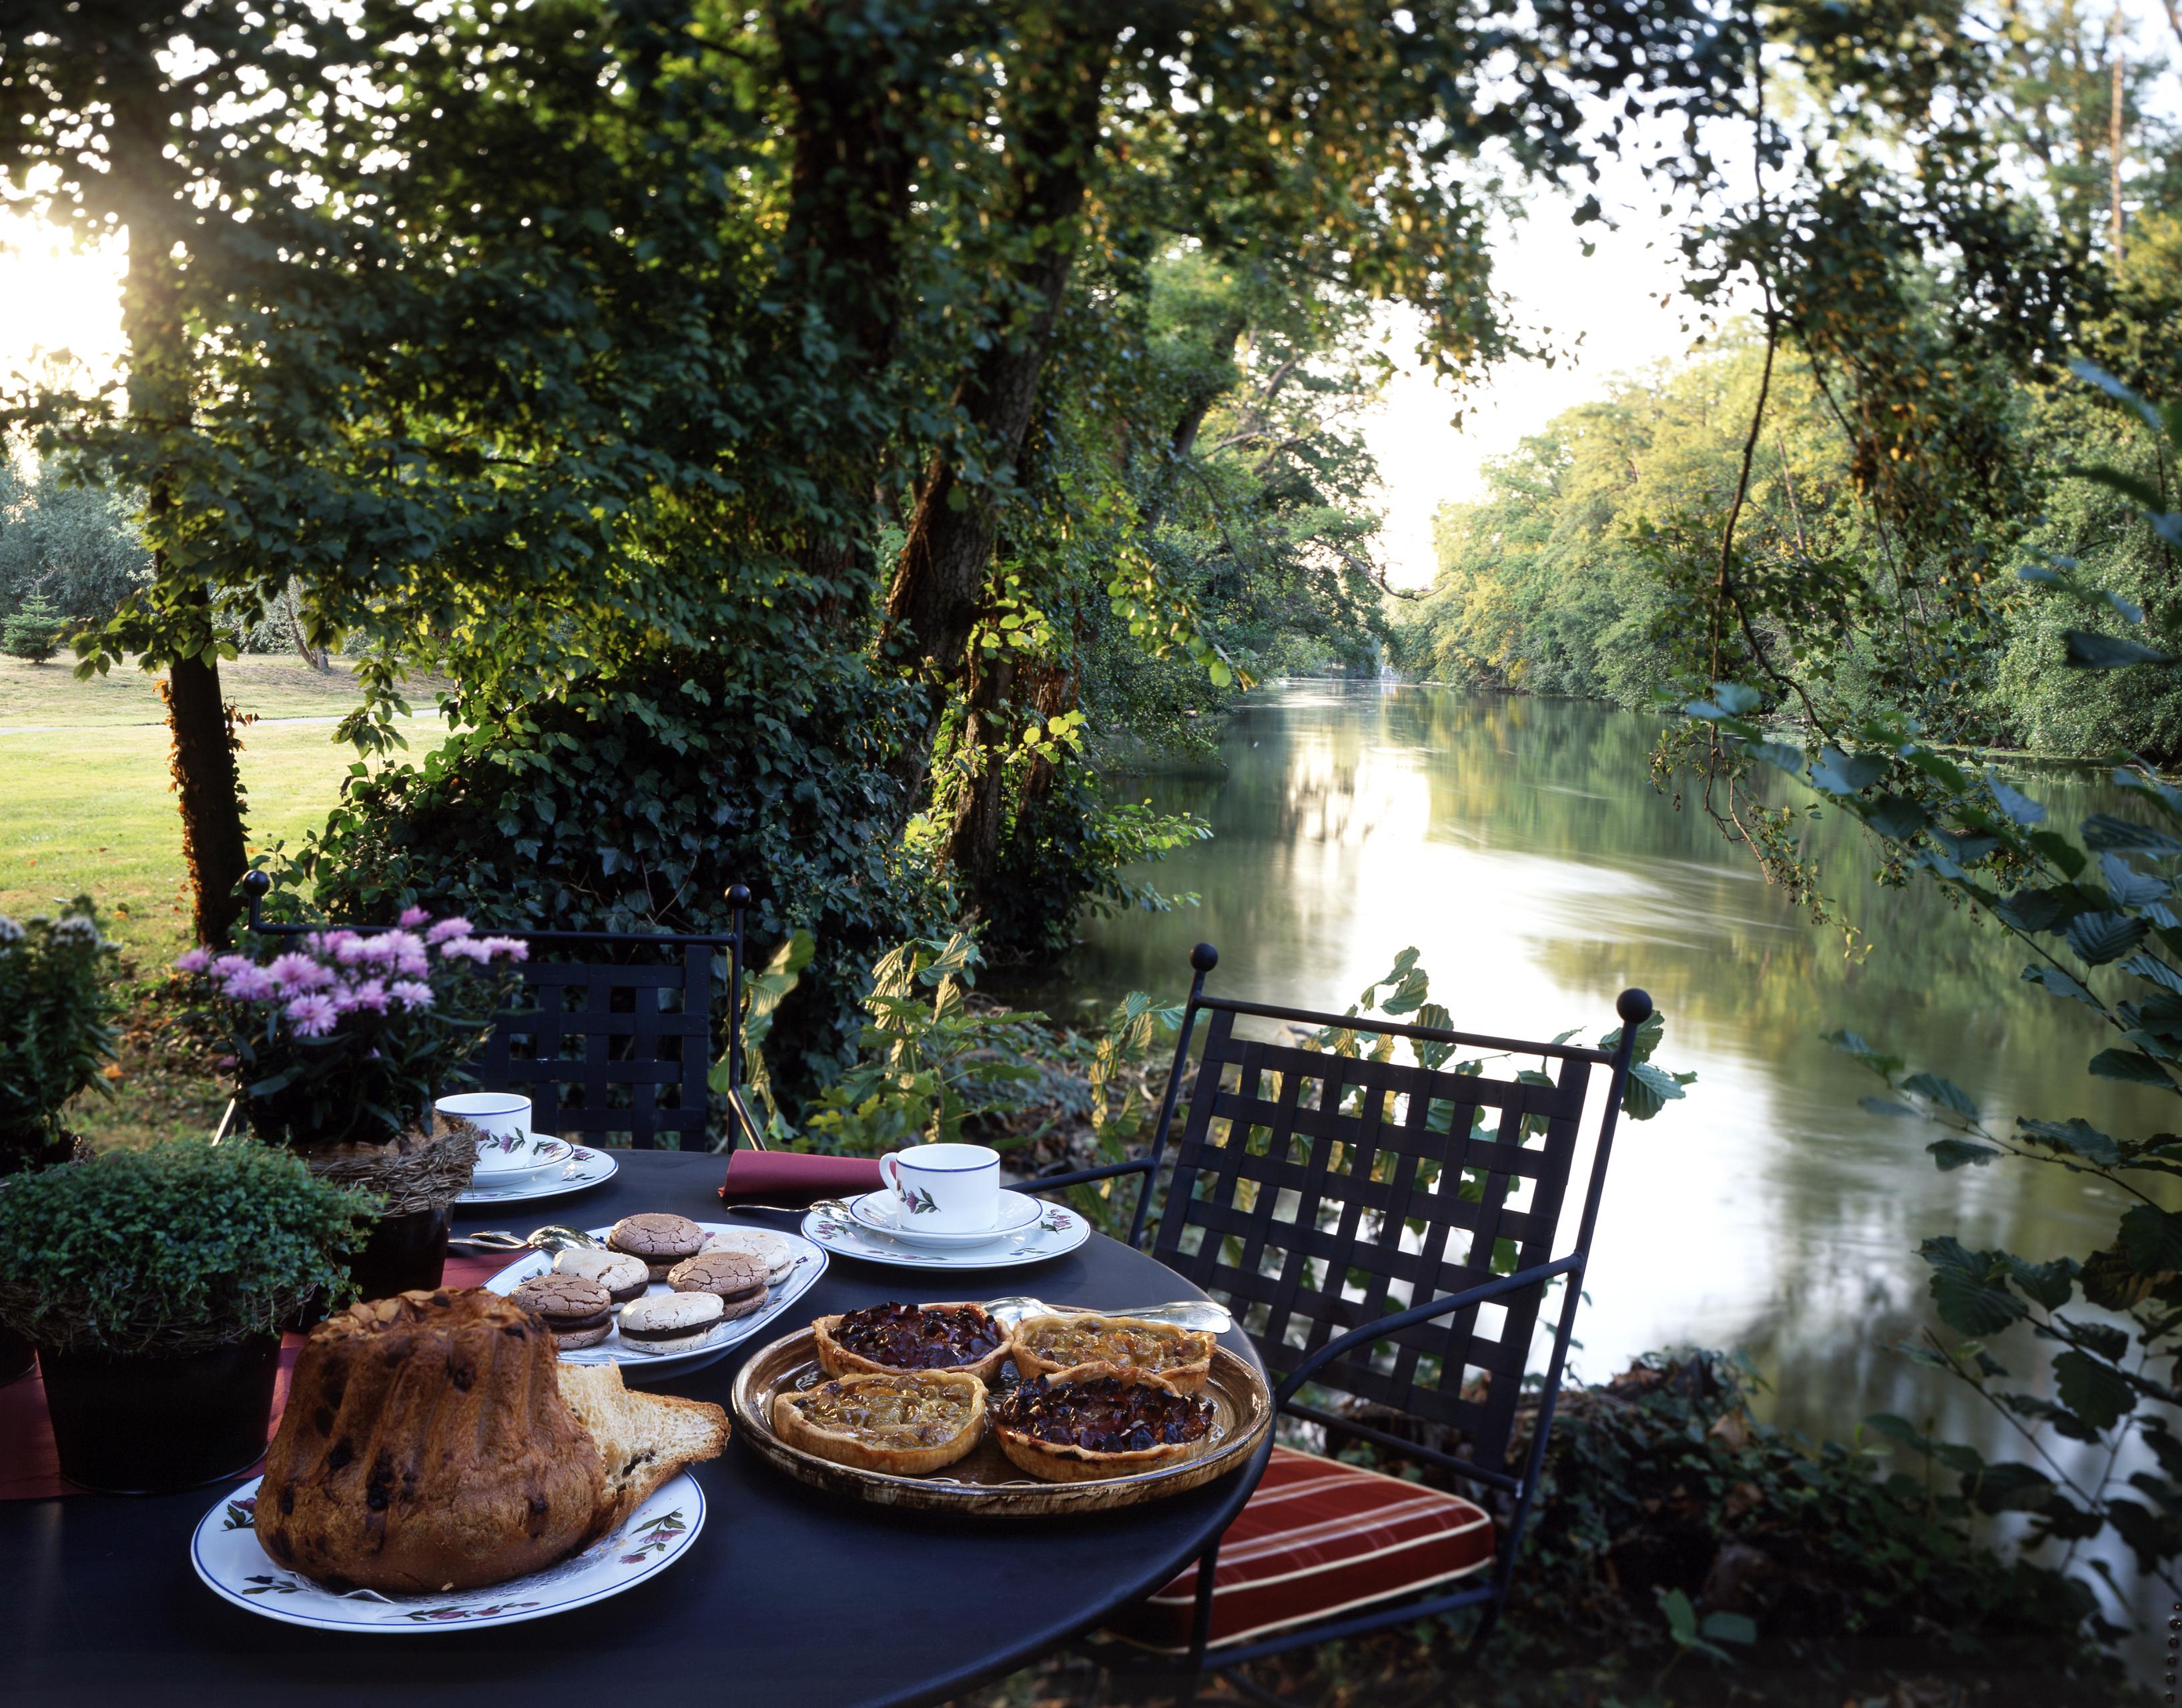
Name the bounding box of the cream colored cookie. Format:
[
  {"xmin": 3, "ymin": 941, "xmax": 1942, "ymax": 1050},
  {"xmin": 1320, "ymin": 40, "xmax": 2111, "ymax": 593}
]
[{"xmin": 699, "ymin": 1227, "xmax": 795, "ymax": 1282}]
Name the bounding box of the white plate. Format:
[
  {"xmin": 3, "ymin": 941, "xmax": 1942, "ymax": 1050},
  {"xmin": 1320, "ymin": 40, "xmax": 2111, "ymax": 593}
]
[
  {"xmin": 484, "ymin": 1223, "xmax": 826, "ymax": 1377},
  {"xmin": 456, "ymin": 1144, "xmax": 618, "ymax": 1206},
  {"xmin": 191, "ymin": 1471, "xmax": 703, "ymax": 1632},
  {"xmin": 847, "ymin": 1188, "xmax": 1044, "ymax": 1249},
  {"xmin": 469, "ymin": 1134, "xmax": 576, "ymax": 1184},
  {"xmin": 801, "ymin": 1196, "xmax": 1089, "ymax": 1271}
]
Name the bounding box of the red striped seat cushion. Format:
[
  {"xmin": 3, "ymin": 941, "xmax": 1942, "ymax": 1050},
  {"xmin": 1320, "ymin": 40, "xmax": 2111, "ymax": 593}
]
[{"xmin": 1104, "ymin": 1445, "xmax": 1495, "ymax": 1653}]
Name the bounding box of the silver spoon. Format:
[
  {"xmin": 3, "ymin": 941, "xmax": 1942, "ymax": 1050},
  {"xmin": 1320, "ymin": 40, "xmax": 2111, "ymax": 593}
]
[
  {"xmin": 446, "ymin": 1224, "xmax": 605, "ymax": 1254},
  {"xmin": 982, "ymin": 1295, "xmax": 1234, "ymax": 1334}
]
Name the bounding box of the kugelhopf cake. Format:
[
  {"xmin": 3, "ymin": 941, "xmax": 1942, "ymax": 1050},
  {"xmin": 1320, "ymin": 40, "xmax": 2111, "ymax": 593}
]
[{"xmin": 259, "ymin": 1288, "xmax": 607, "ymax": 1594}]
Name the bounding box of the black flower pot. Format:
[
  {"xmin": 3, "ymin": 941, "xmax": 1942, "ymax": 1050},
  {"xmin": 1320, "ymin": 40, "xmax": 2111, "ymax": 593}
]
[
  {"xmin": 39, "ymin": 1336, "xmax": 282, "ymax": 1494},
  {"xmin": 346, "ymin": 1203, "xmax": 453, "ymax": 1300},
  {"xmin": 0, "ymin": 1324, "xmax": 33, "ymax": 1386}
]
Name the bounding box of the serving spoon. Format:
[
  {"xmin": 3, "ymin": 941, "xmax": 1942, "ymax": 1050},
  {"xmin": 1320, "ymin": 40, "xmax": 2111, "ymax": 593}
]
[
  {"xmin": 982, "ymin": 1295, "xmax": 1234, "ymax": 1334},
  {"xmin": 446, "ymin": 1224, "xmax": 605, "ymax": 1254}
]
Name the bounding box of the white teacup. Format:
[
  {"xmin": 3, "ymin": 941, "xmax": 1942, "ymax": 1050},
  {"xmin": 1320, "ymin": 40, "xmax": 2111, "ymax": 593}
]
[
  {"xmin": 877, "ymin": 1143, "xmax": 1001, "ymax": 1234},
  {"xmin": 436, "ymin": 1092, "xmax": 536, "ymax": 1174}
]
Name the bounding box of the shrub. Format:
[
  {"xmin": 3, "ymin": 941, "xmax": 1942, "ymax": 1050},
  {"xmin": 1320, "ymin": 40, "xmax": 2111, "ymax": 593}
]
[
  {"xmin": 0, "ymin": 1140, "xmax": 374, "ymax": 1355},
  {"xmin": 1, "ymin": 592, "xmax": 63, "ymax": 663},
  {"xmin": 0, "ymin": 897, "xmax": 121, "ymax": 1175}
]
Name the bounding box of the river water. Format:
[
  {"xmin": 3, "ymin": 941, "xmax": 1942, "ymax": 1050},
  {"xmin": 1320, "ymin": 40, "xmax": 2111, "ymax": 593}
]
[{"xmin": 1023, "ymin": 682, "xmax": 2173, "ymax": 1480}]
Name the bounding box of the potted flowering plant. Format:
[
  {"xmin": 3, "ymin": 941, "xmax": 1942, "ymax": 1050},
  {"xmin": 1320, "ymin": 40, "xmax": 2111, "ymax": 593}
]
[
  {"xmin": 0, "ymin": 897, "xmax": 121, "ymax": 1382},
  {"xmin": 176, "ymin": 911, "xmax": 527, "ymax": 1297},
  {"xmin": 0, "ymin": 1138, "xmax": 370, "ymax": 1492}
]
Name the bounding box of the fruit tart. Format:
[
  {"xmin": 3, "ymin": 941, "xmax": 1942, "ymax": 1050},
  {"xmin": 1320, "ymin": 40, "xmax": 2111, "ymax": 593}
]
[
  {"xmin": 773, "ymin": 1369, "xmax": 988, "ymax": 1476},
  {"xmin": 989, "ymin": 1364, "xmax": 1219, "ymax": 1484},
  {"xmin": 813, "ymin": 1300, "xmax": 1013, "ymax": 1383},
  {"xmin": 1011, "ymin": 1312, "xmax": 1216, "ymax": 1394}
]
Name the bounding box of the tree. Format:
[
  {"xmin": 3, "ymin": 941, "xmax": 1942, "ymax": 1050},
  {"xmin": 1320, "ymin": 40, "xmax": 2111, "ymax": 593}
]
[{"xmin": 1, "ymin": 593, "xmax": 62, "ymax": 664}]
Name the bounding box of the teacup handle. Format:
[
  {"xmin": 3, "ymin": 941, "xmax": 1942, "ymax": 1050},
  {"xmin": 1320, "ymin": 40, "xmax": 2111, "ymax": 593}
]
[{"xmin": 877, "ymin": 1153, "xmax": 905, "ymax": 1201}]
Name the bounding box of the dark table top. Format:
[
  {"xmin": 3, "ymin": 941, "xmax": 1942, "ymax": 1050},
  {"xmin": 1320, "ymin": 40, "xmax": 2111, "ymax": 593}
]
[{"xmin": 0, "ymin": 1150, "xmax": 1268, "ymax": 1708}]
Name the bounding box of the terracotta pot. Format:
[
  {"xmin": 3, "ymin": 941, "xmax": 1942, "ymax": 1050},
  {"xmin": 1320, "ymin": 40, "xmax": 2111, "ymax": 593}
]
[
  {"xmin": 39, "ymin": 1336, "xmax": 282, "ymax": 1494},
  {"xmin": 346, "ymin": 1203, "xmax": 454, "ymax": 1301}
]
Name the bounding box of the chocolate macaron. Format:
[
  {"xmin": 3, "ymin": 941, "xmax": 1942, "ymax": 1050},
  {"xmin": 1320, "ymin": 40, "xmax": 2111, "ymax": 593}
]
[
  {"xmin": 510, "ymin": 1273, "xmax": 614, "ymax": 1350},
  {"xmin": 608, "ymin": 1212, "xmax": 707, "ymax": 1280},
  {"xmin": 667, "ymin": 1250, "xmax": 770, "ymax": 1320},
  {"xmin": 699, "ymin": 1227, "xmax": 795, "ymax": 1284},
  {"xmin": 553, "ymin": 1246, "xmax": 649, "ymax": 1304},
  {"xmin": 617, "ymin": 1290, "xmax": 725, "ymax": 1354}
]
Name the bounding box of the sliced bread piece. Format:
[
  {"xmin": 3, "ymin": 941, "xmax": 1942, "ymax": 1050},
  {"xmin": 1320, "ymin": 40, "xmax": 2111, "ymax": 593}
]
[{"xmin": 555, "ymin": 1362, "xmax": 729, "ymax": 1530}]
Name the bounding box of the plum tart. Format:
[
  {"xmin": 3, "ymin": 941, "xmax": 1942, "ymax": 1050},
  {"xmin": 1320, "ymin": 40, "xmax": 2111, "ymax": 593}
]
[
  {"xmin": 813, "ymin": 1300, "xmax": 1013, "ymax": 1383},
  {"xmin": 1012, "ymin": 1312, "xmax": 1216, "ymax": 1394},
  {"xmin": 773, "ymin": 1369, "xmax": 988, "ymax": 1476},
  {"xmin": 989, "ymin": 1365, "xmax": 1218, "ymax": 1483}
]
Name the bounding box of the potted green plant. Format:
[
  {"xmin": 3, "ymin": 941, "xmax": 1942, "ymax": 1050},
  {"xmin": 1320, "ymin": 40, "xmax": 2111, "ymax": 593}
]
[
  {"xmin": 174, "ymin": 913, "xmax": 525, "ymax": 1297},
  {"xmin": 0, "ymin": 1138, "xmax": 370, "ymax": 1492},
  {"xmin": 0, "ymin": 897, "xmax": 122, "ymax": 1382}
]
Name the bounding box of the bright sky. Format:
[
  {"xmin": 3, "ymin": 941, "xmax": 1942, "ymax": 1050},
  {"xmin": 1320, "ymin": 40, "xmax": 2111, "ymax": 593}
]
[{"xmin": 1360, "ymin": 182, "xmax": 1720, "ymax": 589}]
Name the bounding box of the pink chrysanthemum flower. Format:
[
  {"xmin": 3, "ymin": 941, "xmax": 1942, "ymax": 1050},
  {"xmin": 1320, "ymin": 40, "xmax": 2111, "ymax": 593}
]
[
  {"xmin": 222, "ymin": 967, "xmax": 279, "ymax": 1001},
  {"xmin": 284, "ymin": 993, "xmax": 339, "ymax": 1037},
  {"xmin": 212, "ymin": 953, "xmax": 254, "ymax": 978},
  {"xmin": 396, "ymin": 951, "xmax": 430, "ymax": 977},
  {"xmin": 397, "ymin": 906, "xmax": 430, "ymax": 927},
  {"xmin": 476, "ymin": 935, "xmax": 529, "ymax": 963},
  {"xmin": 347, "ymin": 978, "xmax": 390, "ymax": 1013},
  {"xmin": 436, "ymin": 936, "xmax": 492, "ymax": 963},
  {"xmin": 426, "ymin": 917, "xmax": 474, "ymax": 945},
  {"xmin": 390, "ymin": 979, "xmax": 435, "ymax": 1009},
  {"xmin": 267, "ymin": 952, "xmax": 333, "ymax": 992},
  {"xmin": 175, "ymin": 947, "xmax": 212, "ymax": 973}
]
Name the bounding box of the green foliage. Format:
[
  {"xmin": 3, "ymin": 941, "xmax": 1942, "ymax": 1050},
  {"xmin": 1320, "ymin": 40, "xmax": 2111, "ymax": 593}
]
[
  {"xmin": 1448, "ymin": 1351, "xmax": 2133, "ymax": 1699},
  {"xmin": 801, "ymin": 933, "xmax": 1051, "ymax": 1154},
  {"xmin": 0, "ymin": 454, "xmax": 147, "ymax": 630},
  {"xmin": 0, "ymin": 1139, "xmax": 374, "ymax": 1355},
  {"xmin": 1, "ymin": 592, "xmax": 63, "ymax": 664},
  {"xmin": 0, "ymin": 897, "xmax": 120, "ymax": 1174}
]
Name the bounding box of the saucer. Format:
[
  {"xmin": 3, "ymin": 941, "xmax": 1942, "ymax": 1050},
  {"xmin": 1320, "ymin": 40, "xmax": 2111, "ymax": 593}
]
[
  {"xmin": 456, "ymin": 1144, "xmax": 617, "ymax": 1206},
  {"xmin": 468, "ymin": 1134, "xmax": 574, "ymax": 1185},
  {"xmin": 803, "ymin": 1196, "xmax": 1089, "ymax": 1272},
  {"xmin": 847, "ymin": 1188, "xmax": 1043, "ymax": 1250}
]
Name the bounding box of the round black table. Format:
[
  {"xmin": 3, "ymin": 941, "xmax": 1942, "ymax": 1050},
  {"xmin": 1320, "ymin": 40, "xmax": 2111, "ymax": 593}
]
[{"xmin": 0, "ymin": 1150, "xmax": 1268, "ymax": 1707}]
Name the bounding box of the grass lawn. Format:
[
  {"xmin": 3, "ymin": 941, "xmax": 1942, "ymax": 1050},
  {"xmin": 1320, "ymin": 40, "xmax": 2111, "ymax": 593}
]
[{"xmin": 0, "ymin": 653, "xmax": 449, "ymax": 1145}]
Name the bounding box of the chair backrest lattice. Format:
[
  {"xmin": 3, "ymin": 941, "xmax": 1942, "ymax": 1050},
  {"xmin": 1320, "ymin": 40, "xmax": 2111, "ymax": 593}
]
[
  {"xmin": 1149, "ymin": 1005, "xmax": 1599, "ymax": 1480},
  {"xmin": 476, "ymin": 945, "xmax": 715, "ymax": 1151}
]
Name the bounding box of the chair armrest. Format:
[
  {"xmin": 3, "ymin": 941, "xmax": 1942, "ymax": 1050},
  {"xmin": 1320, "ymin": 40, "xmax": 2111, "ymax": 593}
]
[
  {"xmin": 1272, "ymin": 1254, "xmax": 1583, "ymax": 1405},
  {"xmin": 1018, "ymin": 1158, "xmax": 1156, "ymax": 1196}
]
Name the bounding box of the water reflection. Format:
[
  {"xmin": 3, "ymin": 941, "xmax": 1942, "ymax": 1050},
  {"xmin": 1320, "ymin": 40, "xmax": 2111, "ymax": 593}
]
[{"xmin": 1024, "ymin": 683, "xmax": 2165, "ymax": 1451}]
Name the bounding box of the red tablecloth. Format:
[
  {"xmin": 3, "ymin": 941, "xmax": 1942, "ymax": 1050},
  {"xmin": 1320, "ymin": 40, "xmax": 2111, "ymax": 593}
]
[
  {"xmin": 718, "ymin": 1148, "xmax": 883, "ymax": 1206},
  {"xmin": 0, "ymin": 1249, "xmax": 516, "ymax": 1501}
]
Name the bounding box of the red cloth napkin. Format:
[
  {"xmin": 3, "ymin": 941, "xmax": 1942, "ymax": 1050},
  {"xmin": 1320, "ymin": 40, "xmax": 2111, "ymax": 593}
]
[
  {"xmin": 1, "ymin": 1248, "xmax": 520, "ymax": 1501},
  {"xmin": 718, "ymin": 1148, "xmax": 883, "ymax": 1206}
]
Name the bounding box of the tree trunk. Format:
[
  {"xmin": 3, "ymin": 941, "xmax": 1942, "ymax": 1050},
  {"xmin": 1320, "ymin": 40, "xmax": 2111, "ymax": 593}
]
[
  {"xmin": 109, "ymin": 28, "xmax": 252, "ymax": 943},
  {"xmin": 877, "ymin": 26, "xmax": 1114, "ymax": 822},
  {"xmin": 942, "ymin": 651, "xmax": 1020, "ymax": 912},
  {"xmin": 161, "ymin": 655, "xmax": 251, "ymax": 945}
]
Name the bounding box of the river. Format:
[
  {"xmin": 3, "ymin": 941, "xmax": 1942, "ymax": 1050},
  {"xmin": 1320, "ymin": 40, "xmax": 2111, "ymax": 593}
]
[{"xmin": 1021, "ymin": 683, "xmax": 2173, "ymax": 1534}]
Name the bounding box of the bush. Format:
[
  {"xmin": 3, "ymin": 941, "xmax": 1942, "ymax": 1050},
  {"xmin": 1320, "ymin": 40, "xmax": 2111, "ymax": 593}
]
[
  {"xmin": 0, "ymin": 897, "xmax": 121, "ymax": 1175},
  {"xmin": 1, "ymin": 592, "xmax": 63, "ymax": 663},
  {"xmin": 0, "ymin": 1140, "xmax": 375, "ymax": 1355}
]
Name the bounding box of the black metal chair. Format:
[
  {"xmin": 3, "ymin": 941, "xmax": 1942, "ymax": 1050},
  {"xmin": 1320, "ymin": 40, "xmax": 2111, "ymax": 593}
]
[
  {"xmin": 1026, "ymin": 943, "xmax": 1650, "ymax": 1678},
  {"xmin": 236, "ymin": 871, "xmax": 768, "ymax": 1151}
]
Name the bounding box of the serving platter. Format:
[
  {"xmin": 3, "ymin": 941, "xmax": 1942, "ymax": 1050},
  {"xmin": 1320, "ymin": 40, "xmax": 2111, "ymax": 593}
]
[
  {"xmin": 484, "ymin": 1223, "xmax": 825, "ymax": 1377},
  {"xmin": 191, "ymin": 1472, "xmax": 704, "ymax": 1632},
  {"xmin": 456, "ymin": 1142, "xmax": 618, "ymax": 1206},
  {"xmin": 801, "ymin": 1196, "xmax": 1089, "ymax": 1272},
  {"xmin": 731, "ymin": 1325, "xmax": 1272, "ymax": 1516}
]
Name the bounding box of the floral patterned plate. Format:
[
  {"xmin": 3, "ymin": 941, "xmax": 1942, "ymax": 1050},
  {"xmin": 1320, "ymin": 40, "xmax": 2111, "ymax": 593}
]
[
  {"xmin": 190, "ymin": 1471, "xmax": 704, "ymax": 1632},
  {"xmin": 456, "ymin": 1142, "xmax": 618, "ymax": 1206},
  {"xmin": 801, "ymin": 1195, "xmax": 1089, "ymax": 1271}
]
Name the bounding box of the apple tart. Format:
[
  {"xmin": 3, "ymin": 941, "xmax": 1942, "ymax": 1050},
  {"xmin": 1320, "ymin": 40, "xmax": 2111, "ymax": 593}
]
[
  {"xmin": 1012, "ymin": 1312, "xmax": 1216, "ymax": 1394},
  {"xmin": 773, "ymin": 1369, "xmax": 987, "ymax": 1476},
  {"xmin": 813, "ymin": 1300, "xmax": 1013, "ymax": 1383},
  {"xmin": 989, "ymin": 1365, "xmax": 1218, "ymax": 1484}
]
